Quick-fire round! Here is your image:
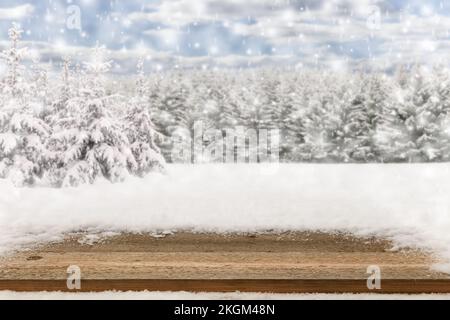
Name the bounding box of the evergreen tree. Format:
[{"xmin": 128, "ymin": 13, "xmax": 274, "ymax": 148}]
[
  {"xmin": 0, "ymin": 23, "xmax": 50, "ymax": 186},
  {"xmin": 56, "ymin": 45, "xmax": 136, "ymax": 186},
  {"xmin": 125, "ymin": 59, "xmax": 165, "ymax": 176},
  {"xmin": 345, "ymin": 75, "xmax": 385, "ymax": 162},
  {"xmin": 376, "ymin": 67, "xmax": 432, "ymax": 162}
]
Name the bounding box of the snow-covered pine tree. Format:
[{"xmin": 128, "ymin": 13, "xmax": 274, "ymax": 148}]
[
  {"xmin": 328, "ymin": 82, "xmax": 356, "ymax": 162},
  {"xmin": 410, "ymin": 71, "xmax": 441, "ymax": 161},
  {"xmin": 0, "ymin": 23, "xmax": 50, "ymax": 186},
  {"xmin": 259, "ymin": 70, "xmax": 282, "ymax": 130},
  {"xmin": 208, "ymin": 74, "xmax": 237, "ymax": 130},
  {"xmin": 376, "ymin": 67, "xmax": 432, "ymax": 162},
  {"xmin": 231, "ymin": 75, "xmax": 256, "ymax": 129},
  {"xmin": 399, "ymin": 68, "xmax": 432, "ymax": 162},
  {"xmin": 55, "ymin": 57, "xmax": 73, "ymax": 108},
  {"xmin": 218, "ymin": 75, "xmax": 253, "ymax": 163},
  {"xmin": 299, "ymin": 91, "xmax": 335, "ymax": 162},
  {"xmin": 149, "ymin": 72, "xmax": 191, "ymax": 161},
  {"xmin": 57, "ymin": 45, "xmax": 136, "ymax": 186},
  {"xmin": 243, "ymin": 73, "xmax": 266, "ymax": 132},
  {"xmin": 274, "ymin": 73, "xmax": 302, "ymax": 161},
  {"xmin": 43, "ymin": 57, "xmax": 76, "ymax": 186},
  {"xmin": 417, "ymin": 67, "xmax": 450, "ymax": 161},
  {"xmin": 146, "ymin": 73, "xmax": 174, "ymax": 160},
  {"xmin": 299, "ymin": 74, "xmax": 347, "ymax": 162},
  {"xmin": 30, "ymin": 58, "xmax": 51, "ymax": 117},
  {"xmin": 432, "ymin": 68, "xmax": 450, "ymax": 160},
  {"xmin": 125, "ymin": 59, "xmax": 165, "ymax": 176},
  {"xmin": 0, "ymin": 23, "xmax": 27, "ymax": 97},
  {"xmin": 343, "ymin": 74, "xmax": 385, "ymax": 162},
  {"xmin": 287, "ymin": 72, "xmax": 315, "ymax": 161}
]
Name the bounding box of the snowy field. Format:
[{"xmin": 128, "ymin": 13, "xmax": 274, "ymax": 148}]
[
  {"xmin": 1, "ymin": 291, "xmax": 450, "ymax": 300},
  {"xmin": 1, "ymin": 163, "xmax": 450, "ymax": 273}
]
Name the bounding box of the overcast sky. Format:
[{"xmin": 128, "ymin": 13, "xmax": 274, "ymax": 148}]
[{"xmin": 0, "ymin": 0, "xmax": 449, "ymax": 73}]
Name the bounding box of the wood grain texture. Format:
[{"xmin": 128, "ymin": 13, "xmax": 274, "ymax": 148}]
[{"xmin": 0, "ymin": 232, "xmax": 448, "ymax": 293}]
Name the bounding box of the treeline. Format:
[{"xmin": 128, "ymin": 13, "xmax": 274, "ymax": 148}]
[{"xmin": 145, "ymin": 67, "xmax": 450, "ymax": 163}]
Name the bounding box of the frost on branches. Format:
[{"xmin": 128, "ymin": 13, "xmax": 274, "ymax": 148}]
[{"xmin": 0, "ymin": 25, "xmax": 164, "ymax": 187}]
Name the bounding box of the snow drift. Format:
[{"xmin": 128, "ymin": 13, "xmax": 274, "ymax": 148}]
[{"xmin": 1, "ymin": 163, "xmax": 450, "ymax": 273}]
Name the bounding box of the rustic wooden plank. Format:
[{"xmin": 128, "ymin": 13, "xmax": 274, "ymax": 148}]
[
  {"xmin": 0, "ymin": 232, "xmax": 448, "ymax": 293},
  {"xmin": 1, "ymin": 280, "xmax": 450, "ymax": 294},
  {"xmin": 0, "ymin": 251, "xmax": 442, "ymax": 280}
]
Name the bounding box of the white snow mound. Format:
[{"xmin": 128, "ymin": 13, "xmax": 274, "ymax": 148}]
[{"xmin": 1, "ymin": 164, "xmax": 450, "ymax": 272}]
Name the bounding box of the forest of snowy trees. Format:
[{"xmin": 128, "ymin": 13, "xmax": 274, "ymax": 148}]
[
  {"xmin": 0, "ymin": 24, "xmax": 164, "ymax": 187},
  {"xmin": 2, "ymin": 23, "xmax": 450, "ymax": 187},
  {"xmin": 148, "ymin": 64, "xmax": 450, "ymax": 165}
]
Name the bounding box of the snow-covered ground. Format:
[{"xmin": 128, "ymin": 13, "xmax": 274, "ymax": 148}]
[
  {"xmin": 1, "ymin": 291, "xmax": 450, "ymax": 300},
  {"xmin": 1, "ymin": 163, "xmax": 450, "ymax": 273}
]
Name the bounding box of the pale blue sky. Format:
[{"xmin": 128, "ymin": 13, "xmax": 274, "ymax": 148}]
[{"xmin": 0, "ymin": 0, "xmax": 449, "ymax": 73}]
